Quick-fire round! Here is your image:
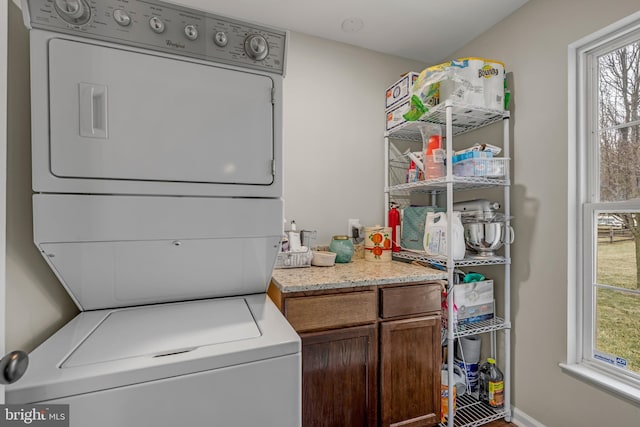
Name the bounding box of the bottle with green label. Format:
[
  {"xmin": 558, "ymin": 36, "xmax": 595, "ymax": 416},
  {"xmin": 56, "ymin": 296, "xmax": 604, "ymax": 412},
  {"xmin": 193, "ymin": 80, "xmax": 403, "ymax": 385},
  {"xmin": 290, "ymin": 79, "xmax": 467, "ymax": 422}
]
[{"xmin": 479, "ymin": 358, "xmax": 504, "ymax": 409}]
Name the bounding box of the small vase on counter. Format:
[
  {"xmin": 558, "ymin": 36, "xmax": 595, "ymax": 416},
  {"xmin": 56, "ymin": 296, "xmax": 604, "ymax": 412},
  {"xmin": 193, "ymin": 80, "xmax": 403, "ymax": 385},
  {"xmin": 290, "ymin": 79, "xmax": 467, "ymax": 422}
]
[{"xmin": 329, "ymin": 235, "xmax": 354, "ymax": 263}]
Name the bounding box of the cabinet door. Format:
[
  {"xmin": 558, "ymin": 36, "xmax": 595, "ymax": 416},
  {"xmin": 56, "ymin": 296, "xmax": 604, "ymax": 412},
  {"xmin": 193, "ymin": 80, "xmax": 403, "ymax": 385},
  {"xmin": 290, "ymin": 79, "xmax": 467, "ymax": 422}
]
[
  {"xmin": 380, "ymin": 316, "xmax": 441, "ymax": 427},
  {"xmin": 301, "ymin": 325, "xmax": 377, "ymax": 427}
]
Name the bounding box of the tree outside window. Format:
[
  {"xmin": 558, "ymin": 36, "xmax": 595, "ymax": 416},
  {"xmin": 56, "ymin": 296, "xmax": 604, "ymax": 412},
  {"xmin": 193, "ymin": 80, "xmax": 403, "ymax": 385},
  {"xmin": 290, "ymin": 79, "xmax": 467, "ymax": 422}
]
[{"xmin": 591, "ymin": 37, "xmax": 640, "ymax": 375}]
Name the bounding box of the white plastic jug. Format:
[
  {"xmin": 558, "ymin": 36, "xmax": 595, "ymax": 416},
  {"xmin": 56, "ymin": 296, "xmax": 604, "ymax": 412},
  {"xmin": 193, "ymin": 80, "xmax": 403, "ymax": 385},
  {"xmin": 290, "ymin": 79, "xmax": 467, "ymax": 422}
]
[
  {"xmin": 423, "ymin": 211, "xmax": 465, "ymax": 260},
  {"xmin": 441, "ymin": 363, "xmax": 467, "ymax": 396}
]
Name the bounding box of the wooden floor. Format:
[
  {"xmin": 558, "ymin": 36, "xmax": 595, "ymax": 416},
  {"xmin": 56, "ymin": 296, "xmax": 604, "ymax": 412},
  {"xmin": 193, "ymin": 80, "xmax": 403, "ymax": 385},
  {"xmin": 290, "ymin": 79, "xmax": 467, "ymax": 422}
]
[{"xmin": 483, "ymin": 420, "xmax": 517, "ymax": 427}]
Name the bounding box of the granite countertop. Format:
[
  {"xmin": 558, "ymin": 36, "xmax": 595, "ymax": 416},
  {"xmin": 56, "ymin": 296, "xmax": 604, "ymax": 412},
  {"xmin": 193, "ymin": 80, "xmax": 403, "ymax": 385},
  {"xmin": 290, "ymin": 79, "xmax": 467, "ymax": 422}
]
[{"xmin": 271, "ymin": 257, "xmax": 447, "ymax": 293}]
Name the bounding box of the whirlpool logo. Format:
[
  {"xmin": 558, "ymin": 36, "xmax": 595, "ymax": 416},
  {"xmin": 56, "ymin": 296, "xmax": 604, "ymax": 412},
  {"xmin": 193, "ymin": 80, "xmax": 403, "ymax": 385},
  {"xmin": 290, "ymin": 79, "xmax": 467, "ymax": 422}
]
[
  {"xmin": 1, "ymin": 405, "xmax": 69, "ymax": 426},
  {"xmin": 166, "ymin": 39, "xmax": 186, "ymax": 49}
]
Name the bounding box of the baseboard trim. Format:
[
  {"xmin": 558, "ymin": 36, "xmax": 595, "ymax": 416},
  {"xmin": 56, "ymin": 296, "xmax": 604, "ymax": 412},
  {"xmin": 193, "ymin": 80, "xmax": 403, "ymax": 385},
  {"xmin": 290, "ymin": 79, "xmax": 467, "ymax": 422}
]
[{"xmin": 511, "ymin": 407, "xmax": 546, "ymax": 427}]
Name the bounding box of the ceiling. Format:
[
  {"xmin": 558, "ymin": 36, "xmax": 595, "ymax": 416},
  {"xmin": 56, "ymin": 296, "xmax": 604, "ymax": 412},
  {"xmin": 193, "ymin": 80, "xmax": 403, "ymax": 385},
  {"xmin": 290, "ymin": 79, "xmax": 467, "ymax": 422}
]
[{"xmin": 172, "ymin": 0, "xmax": 529, "ymax": 64}]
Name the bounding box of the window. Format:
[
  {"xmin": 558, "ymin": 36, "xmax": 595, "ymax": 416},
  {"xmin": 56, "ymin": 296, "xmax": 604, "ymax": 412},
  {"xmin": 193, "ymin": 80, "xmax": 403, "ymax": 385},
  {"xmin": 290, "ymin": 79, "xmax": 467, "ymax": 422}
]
[{"xmin": 566, "ymin": 11, "xmax": 640, "ymax": 400}]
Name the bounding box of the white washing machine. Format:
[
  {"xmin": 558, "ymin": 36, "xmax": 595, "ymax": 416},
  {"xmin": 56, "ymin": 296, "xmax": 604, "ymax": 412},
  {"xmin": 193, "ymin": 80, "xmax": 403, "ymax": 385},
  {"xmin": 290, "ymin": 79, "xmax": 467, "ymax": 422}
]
[{"xmin": 8, "ymin": 1, "xmax": 301, "ymax": 426}]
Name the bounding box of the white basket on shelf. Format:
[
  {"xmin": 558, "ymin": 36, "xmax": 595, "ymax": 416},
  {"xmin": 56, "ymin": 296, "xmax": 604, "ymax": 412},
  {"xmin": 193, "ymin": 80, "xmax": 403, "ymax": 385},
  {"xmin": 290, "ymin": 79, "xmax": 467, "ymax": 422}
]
[
  {"xmin": 274, "ymin": 230, "xmax": 316, "ymax": 269},
  {"xmin": 453, "ymin": 157, "xmax": 509, "ymax": 178},
  {"xmin": 274, "ymin": 249, "xmax": 313, "ymax": 269}
]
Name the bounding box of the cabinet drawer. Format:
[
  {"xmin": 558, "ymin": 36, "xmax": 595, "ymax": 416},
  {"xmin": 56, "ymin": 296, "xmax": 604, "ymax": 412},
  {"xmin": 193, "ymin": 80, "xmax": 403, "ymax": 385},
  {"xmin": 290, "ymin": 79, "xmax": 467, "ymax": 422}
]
[
  {"xmin": 285, "ymin": 291, "xmax": 377, "ymax": 333},
  {"xmin": 380, "ymin": 283, "xmax": 441, "ymax": 319}
]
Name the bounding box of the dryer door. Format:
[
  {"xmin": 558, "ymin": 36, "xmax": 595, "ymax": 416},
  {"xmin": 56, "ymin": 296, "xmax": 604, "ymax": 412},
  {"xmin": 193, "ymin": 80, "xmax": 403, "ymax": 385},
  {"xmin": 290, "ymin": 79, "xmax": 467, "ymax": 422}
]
[{"xmin": 47, "ymin": 38, "xmax": 275, "ymax": 189}]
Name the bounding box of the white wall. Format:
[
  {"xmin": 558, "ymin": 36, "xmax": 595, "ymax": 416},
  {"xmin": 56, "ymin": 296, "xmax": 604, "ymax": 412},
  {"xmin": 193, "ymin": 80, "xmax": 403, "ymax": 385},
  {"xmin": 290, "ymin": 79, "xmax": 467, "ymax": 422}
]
[
  {"xmin": 450, "ymin": 1, "xmax": 640, "ymax": 425},
  {"xmin": 282, "ymin": 32, "xmax": 425, "ymax": 244}
]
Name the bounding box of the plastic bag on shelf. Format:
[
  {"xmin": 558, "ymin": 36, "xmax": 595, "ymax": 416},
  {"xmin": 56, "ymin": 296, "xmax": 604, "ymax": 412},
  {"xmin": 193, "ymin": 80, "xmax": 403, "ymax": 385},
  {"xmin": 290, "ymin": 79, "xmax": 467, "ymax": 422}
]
[{"xmin": 403, "ymin": 57, "xmax": 505, "ymax": 121}]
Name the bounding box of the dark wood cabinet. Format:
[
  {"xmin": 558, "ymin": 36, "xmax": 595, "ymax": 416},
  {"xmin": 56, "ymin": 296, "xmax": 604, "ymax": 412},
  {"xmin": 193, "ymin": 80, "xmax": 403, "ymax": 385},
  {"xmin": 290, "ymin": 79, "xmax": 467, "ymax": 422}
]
[
  {"xmin": 268, "ymin": 280, "xmax": 442, "ymax": 427},
  {"xmin": 379, "ymin": 316, "xmax": 441, "ymax": 427},
  {"xmin": 301, "ymin": 325, "xmax": 378, "ymax": 427}
]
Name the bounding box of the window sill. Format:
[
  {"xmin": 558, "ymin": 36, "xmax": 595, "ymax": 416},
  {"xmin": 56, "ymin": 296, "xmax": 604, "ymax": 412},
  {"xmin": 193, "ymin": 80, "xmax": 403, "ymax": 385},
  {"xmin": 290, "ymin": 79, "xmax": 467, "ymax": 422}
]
[{"xmin": 560, "ymin": 362, "xmax": 640, "ymax": 406}]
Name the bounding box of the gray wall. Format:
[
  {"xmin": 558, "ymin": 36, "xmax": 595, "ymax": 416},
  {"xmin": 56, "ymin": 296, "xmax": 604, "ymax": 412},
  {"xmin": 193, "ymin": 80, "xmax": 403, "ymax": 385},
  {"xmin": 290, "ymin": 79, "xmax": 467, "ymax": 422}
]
[
  {"xmin": 282, "ymin": 32, "xmax": 425, "ymax": 244},
  {"xmin": 450, "ymin": 0, "xmax": 640, "ymax": 425}
]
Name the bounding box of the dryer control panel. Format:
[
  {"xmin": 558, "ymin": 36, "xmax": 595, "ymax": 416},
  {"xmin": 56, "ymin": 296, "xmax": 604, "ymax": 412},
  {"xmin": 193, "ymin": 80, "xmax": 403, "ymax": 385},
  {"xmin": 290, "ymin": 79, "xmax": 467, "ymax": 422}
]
[{"xmin": 22, "ymin": 0, "xmax": 287, "ymax": 75}]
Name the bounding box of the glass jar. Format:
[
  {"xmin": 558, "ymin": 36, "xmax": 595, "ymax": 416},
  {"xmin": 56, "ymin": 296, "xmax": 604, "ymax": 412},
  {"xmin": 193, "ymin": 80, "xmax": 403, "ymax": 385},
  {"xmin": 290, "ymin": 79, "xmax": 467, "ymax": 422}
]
[{"xmin": 329, "ymin": 235, "xmax": 354, "ymax": 263}]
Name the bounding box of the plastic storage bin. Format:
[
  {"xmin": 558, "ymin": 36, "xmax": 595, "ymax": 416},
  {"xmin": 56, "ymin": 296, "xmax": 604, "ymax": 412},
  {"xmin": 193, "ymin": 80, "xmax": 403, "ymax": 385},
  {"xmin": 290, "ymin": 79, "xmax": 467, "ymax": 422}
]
[{"xmin": 453, "ymin": 157, "xmax": 509, "ymax": 178}]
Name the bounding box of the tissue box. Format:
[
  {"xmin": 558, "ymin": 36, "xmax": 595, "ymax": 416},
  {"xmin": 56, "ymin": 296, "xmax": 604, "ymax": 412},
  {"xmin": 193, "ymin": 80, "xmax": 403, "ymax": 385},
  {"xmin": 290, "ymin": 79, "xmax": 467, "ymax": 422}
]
[
  {"xmin": 449, "ymin": 280, "xmax": 494, "ymax": 325},
  {"xmin": 385, "ymin": 72, "xmax": 419, "ymax": 111}
]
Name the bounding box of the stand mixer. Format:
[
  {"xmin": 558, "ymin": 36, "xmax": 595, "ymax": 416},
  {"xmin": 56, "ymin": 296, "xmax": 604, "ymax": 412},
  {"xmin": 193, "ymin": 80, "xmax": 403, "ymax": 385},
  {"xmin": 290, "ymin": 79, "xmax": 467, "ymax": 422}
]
[{"xmin": 453, "ymin": 199, "xmax": 513, "ymax": 257}]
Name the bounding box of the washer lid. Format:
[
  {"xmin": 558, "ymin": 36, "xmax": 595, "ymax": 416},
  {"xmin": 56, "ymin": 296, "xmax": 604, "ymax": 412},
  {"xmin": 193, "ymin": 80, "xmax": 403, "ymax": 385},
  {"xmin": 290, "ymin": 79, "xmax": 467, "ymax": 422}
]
[
  {"xmin": 63, "ymin": 298, "xmax": 260, "ymax": 368},
  {"xmin": 7, "ymin": 295, "xmax": 300, "ymax": 404}
]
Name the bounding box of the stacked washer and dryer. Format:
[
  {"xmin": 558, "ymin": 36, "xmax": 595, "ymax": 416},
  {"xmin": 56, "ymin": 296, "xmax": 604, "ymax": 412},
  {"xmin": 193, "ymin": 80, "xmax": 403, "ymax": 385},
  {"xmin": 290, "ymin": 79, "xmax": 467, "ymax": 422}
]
[{"xmin": 9, "ymin": 1, "xmax": 301, "ymax": 425}]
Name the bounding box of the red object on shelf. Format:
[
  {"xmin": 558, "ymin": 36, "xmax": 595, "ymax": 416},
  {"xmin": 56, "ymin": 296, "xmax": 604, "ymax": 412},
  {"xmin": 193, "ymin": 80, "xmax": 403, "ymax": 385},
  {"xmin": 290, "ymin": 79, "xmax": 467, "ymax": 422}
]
[
  {"xmin": 406, "ymin": 160, "xmax": 417, "ymax": 182},
  {"xmin": 426, "ymin": 135, "xmax": 441, "ymax": 155},
  {"xmin": 388, "ymin": 203, "xmax": 401, "ymax": 252},
  {"xmin": 425, "ymin": 135, "xmax": 444, "ymax": 179}
]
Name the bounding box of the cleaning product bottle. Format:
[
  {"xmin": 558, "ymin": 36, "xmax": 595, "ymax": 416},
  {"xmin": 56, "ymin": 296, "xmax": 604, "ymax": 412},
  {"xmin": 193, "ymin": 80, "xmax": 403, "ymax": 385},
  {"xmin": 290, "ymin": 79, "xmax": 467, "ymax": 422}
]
[
  {"xmin": 388, "ymin": 202, "xmax": 401, "ymax": 252},
  {"xmin": 287, "ymin": 220, "xmax": 302, "ymax": 252},
  {"xmin": 420, "ymin": 124, "xmax": 445, "ymax": 179},
  {"xmin": 406, "ymin": 160, "xmax": 418, "ymax": 182},
  {"xmin": 479, "ymin": 360, "xmax": 489, "ymax": 403},
  {"xmin": 424, "ymin": 135, "xmax": 444, "ymax": 179},
  {"xmin": 423, "ymin": 211, "xmax": 465, "ymax": 260},
  {"xmin": 479, "ymin": 358, "xmax": 504, "ymax": 408}
]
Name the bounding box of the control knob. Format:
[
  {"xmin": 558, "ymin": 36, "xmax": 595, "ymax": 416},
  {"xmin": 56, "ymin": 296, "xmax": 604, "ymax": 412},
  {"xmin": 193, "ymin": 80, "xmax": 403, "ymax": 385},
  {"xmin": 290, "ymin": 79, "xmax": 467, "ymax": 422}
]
[
  {"xmin": 244, "ymin": 34, "xmax": 269, "ymax": 61},
  {"xmin": 184, "ymin": 25, "xmax": 198, "ymax": 41},
  {"xmin": 54, "ymin": 0, "xmax": 91, "ymax": 25},
  {"xmin": 214, "ymin": 31, "xmax": 228, "ymax": 47},
  {"xmin": 149, "ymin": 16, "xmax": 166, "ymax": 34},
  {"xmin": 113, "ymin": 9, "xmax": 131, "ymax": 27}
]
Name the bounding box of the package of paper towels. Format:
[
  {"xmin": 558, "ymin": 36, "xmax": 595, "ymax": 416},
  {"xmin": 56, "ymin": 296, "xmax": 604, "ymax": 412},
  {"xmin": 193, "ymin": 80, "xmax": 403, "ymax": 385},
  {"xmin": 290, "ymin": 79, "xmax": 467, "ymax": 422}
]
[{"xmin": 404, "ymin": 57, "xmax": 505, "ymax": 121}]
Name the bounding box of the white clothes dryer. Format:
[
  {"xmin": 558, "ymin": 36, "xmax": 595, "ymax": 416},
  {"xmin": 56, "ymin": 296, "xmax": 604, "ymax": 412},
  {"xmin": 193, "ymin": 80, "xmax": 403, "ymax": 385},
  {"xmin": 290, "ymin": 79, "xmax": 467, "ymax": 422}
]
[{"xmin": 8, "ymin": 1, "xmax": 300, "ymax": 426}]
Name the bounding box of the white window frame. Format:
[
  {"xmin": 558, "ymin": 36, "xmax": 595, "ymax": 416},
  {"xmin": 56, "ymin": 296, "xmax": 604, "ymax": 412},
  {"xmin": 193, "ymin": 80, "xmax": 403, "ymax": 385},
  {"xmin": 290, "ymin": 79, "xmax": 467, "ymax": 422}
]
[{"xmin": 564, "ymin": 10, "xmax": 640, "ymax": 403}]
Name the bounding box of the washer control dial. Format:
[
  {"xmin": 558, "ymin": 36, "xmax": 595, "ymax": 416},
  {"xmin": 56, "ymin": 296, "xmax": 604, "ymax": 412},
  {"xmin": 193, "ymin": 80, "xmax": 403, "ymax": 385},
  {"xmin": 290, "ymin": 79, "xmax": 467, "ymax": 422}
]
[
  {"xmin": 184, "ymin": 25, "xmax": 198, "ymax": 41},
  {"xmin": 113, "ymin": 9, "xmax": 131, "ymax": 27},
  {"xmin": 54, "ymin": 0, "xmax": 91, "ymax": 25},
  {"xmin": 149, "ymin": 16, "xmax": 166, "ymax": 34},
  {"xmin": 244, "ymin": 34, "xmax": 269, "ymax": 61},
  {"xmin": 214, "ymin": 31, "xmax": 228, "ymax": 47}
]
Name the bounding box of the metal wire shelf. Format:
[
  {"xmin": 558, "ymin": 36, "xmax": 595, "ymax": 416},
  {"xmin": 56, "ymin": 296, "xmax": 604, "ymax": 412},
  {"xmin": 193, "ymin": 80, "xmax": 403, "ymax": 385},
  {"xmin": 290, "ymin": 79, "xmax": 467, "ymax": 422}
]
[
  {"xmin": 385, "ymin": 102, "xmax": 509, "ymax": 141},
  {"xmin": 392, "ymin": 251, "xmax": 509, "ymax": 267},
  {"xmin": 386, "ymin": 176, "xmax": 510, "ymax": 195},
  {"xmin": 439, "ymin": 394, "xmax": 509, "ymax": 427},
  {"xmin": 385, "ymin": 101, "xmax": 512, "ymax": 427},
  {"xmin": 449, "ymin": 316, "xmax": 510, "ymax": 338}
]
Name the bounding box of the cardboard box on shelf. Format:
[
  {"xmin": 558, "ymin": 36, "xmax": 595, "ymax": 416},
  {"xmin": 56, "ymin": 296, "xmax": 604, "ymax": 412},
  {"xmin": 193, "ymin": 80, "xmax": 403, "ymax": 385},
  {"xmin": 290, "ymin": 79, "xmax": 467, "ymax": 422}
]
[
  {"xmin": 385, "ymin": 100, "xmax": 411, "ymax": 131},
  {"xmin": 385, "ymin": 72, "xmax": 419, "ymax": 111},
  {"xmin": 446, "ymin": 280, "xmax": 494, "ymax": 325}
]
